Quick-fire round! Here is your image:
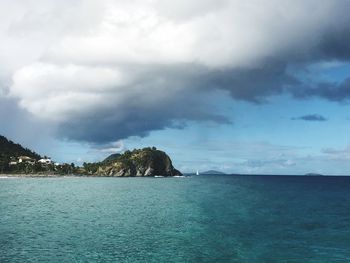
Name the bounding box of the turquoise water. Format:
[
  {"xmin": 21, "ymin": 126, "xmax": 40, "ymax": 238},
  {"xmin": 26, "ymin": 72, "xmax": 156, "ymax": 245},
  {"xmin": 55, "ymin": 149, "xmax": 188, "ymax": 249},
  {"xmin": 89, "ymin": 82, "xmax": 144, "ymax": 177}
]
[{"xmin": 1, "ymin": 175, "xmax": 350, "ymax": 262}]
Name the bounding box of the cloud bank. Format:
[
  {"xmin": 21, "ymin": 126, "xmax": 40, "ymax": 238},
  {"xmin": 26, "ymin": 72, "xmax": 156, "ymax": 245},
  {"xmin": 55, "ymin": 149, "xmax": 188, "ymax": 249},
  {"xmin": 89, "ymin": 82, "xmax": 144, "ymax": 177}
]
[
  {"xmin": 292, "ymin": 114, "xmax": 328, "ymax": 122},
  {"xmin": 1, "ymin": 0, "xmax": 350, "ymax": 143}
]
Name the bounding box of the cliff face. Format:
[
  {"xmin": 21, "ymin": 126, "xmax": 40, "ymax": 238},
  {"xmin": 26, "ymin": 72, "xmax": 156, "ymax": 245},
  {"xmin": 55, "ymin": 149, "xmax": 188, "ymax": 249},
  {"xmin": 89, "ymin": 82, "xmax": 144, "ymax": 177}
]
[{"xmin": 88, "ymin": 148, "xmax": 182, "ymax": 177}]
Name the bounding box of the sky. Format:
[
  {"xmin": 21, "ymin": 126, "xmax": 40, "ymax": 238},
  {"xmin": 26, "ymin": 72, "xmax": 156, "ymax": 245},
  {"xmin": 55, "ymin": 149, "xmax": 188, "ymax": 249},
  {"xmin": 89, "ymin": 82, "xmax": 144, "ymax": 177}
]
[{"xmin": 2, "ymin": 0, "xmax": 350, "ymax": 174}]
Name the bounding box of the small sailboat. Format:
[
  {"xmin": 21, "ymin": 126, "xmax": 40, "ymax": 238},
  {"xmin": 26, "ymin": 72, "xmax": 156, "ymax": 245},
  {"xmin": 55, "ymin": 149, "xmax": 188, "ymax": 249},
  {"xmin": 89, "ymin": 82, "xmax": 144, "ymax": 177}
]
[{"xmin": 196, "ymin": 170, "xmax": 199, "ymax": 176}]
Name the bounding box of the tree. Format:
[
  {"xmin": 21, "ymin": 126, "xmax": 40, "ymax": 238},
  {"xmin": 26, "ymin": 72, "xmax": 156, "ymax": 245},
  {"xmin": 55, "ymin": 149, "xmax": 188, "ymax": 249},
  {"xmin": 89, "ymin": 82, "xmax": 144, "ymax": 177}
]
[{"xmin": 0, "ymin": 156, "xmax": 10, "ymax": 173}]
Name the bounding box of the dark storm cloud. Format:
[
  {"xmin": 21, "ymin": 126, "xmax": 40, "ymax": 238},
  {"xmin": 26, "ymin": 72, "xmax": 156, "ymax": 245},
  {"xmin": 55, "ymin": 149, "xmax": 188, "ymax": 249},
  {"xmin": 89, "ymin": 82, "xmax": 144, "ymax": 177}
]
[
  {"xmin": 292, "ymin": 114, "xmax": 328, "ymax": 122},
  {"xmin": 0, "ymin": 97, "xmax": 54, "ymax": 152},
  {"xmin": 0, "ymin": 98, "xmax": 36, "ymax": 136},
  {"xmin": 57, "ymin": 91, "xmax": 231, "ymax": 143},
  {"xmin": 48, "ymin": 65, "xmax": 231, "ymax": 142},
  {"xmin": 204, "ymin": 62, "xmax": 299, "ymax": 103},
  {"xmin": 318, "ymin": 26, "xmax": 350, "ymax": 61},
  {"xmin": 291, "ymin": 78, "xmax": 350, "ymax": 102},
  {"xmin": 53, "ymin": 62, "xmax": 299, "ymax": 142}
]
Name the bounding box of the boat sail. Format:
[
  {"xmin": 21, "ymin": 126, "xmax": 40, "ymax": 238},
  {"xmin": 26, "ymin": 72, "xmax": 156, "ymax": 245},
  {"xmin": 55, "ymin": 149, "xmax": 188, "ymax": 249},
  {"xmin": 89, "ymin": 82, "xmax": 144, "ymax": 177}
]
[{"xmin": 196, "ymin": 170, "xmax": 199, "ymax": 176}]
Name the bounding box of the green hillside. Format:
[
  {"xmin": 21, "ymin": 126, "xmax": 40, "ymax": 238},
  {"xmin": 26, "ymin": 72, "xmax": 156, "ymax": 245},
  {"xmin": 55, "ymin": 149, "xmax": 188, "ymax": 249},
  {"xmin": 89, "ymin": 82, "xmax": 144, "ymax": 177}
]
[
  {"xmin": 0, "ymin": 135, "xmax": 41, "ymax": 172},
  {"xmin": 0, "ymin": 135, "xmax": 41, "ymax": 159}
]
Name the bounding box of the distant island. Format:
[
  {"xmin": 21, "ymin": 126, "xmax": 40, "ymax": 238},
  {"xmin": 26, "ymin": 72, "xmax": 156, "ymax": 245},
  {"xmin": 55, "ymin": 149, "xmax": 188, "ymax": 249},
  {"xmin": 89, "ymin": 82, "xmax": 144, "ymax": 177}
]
[
  {"xmin": 305, "ymin": 173, "xmax": 324, "ymax": 176},
  {"xmin": 0, "ymin": 135, "xmax": 181, "ymax": 177},
  {"xmin": 200, "ymin": 170, "xmax": 227, "ymax": 175}
]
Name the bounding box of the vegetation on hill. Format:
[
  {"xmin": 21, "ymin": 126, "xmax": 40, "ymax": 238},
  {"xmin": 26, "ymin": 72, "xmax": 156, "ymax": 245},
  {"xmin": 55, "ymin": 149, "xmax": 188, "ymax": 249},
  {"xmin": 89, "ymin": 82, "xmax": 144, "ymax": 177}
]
[
  {"xmin": 0, "ymin": 135, "xmax": 41, "ymax": 159},
  {"xmin": 0, "ymin": 135, "xmax": 42, "ymax": 173},
  {"xmin": 102, "ymin": 153, "xmax": 121, "ymax": 163},
  {"xmin": 81, "ymin": 147, "xmax": 182, "ymax": 176},
  {"xmin": 0, "ymin": 135, "xmax": 77, "ymax": 175},
  {"xmin": 0, "ymin": 135, "xmax": 181, "ymax": 176},
  {"xmin": 3, "ymin": 162, "xmax": 75, "ymax": 175}
]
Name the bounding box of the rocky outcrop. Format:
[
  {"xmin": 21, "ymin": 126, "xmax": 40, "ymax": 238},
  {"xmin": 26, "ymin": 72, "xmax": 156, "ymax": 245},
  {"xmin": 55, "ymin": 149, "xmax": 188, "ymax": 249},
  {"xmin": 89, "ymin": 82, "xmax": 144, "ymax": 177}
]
[{"xmin": 88, "ymin": 147, "xmax": 182, "ymax": 177}]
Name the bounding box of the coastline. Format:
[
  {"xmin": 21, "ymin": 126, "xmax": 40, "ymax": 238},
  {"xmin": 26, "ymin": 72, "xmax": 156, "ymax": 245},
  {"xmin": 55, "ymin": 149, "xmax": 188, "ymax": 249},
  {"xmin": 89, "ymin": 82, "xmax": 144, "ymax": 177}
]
[
  {"xmin": 0, "ymin": 174, "xmax": 76, "ymax": 178},
  {"xmin": 0, "ymin": 174, "xmax": 185, "ymax": 178}
]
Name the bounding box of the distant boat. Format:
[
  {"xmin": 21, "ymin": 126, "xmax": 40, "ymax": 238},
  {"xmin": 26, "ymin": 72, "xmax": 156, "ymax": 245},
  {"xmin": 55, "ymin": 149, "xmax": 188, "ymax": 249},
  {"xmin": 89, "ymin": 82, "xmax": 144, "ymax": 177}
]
[{"xmin": 196, "ymin": 170, "xmax": 199, "ymax": 176}]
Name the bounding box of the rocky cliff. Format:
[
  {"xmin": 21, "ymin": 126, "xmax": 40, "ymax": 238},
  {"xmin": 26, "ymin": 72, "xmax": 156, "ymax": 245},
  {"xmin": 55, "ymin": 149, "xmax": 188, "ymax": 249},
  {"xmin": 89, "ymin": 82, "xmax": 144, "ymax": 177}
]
[{"xmin": 83, "ymin": 147, "xmax": 182, "ymax": 177}]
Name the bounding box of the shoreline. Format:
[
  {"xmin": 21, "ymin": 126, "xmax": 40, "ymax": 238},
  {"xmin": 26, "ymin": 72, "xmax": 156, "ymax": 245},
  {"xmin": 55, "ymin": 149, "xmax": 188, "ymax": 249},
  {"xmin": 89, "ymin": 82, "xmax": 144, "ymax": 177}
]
[
  {"xmin": 0, "ymin": 174, "xmax": 186, "ymax": 178},
  {"xmin": 0, "ymin": 174, "xmax": 77, "ymax": 178}
]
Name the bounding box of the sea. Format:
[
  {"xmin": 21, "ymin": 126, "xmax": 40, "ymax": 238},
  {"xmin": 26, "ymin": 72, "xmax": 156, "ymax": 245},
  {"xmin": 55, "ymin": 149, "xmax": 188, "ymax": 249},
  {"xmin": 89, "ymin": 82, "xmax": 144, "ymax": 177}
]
[{"xmin": 1, "ymin": 175, "xmax": 350, "ymax": 263}]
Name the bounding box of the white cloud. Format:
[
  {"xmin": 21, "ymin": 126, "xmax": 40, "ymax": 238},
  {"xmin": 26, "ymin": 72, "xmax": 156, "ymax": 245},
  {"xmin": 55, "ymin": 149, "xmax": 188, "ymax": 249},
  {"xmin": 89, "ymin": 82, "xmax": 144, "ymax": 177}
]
[
  {"xmin": 10, "ymin": 63, "xmax": 126, "ymax": 121},
  {"xmin": 95, "ymin": 141, "xmax": 125, "ymax": 154},
  {"xmin": 39, "ymin": 0, "xmax": 348, "ymax": 68},
  {"xmin": 322, "ymin": 145, "xmax": 350, "ymax": 161}
]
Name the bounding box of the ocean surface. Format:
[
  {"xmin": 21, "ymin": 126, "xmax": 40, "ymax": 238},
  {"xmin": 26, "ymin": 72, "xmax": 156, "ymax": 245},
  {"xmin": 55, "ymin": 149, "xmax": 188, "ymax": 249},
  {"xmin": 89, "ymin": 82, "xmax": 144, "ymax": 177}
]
[{"xmin": 1, "ymin": 175, "xmax": 350, "ymax": 263}]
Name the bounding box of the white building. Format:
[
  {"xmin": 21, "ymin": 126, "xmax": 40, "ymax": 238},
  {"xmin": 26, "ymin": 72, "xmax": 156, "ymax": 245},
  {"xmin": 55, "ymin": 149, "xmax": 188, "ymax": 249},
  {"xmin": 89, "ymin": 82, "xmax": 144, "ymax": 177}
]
[
  {"xmin": 38, "ymin": 158, "xmax": 53, "ymax": 165},
  {"xmin": 18, "ymin": 156, "xmax": 35, "ymax": 165}
]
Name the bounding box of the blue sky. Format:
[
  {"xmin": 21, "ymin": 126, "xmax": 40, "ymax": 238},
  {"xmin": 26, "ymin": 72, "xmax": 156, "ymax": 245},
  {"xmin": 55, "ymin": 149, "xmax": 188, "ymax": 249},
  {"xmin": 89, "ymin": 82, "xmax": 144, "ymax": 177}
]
[{"xmin": 2, "ymin": 0, "xmax": 350, "ymax": 175}]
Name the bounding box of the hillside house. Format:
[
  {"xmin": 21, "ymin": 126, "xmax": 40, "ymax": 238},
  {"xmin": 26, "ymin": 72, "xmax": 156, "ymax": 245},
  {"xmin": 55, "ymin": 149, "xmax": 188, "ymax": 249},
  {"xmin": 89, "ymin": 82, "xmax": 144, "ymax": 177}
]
[
  {"xmin": 18, "ymin": 156, "xmax": 36, "ymax": 165},
  {"xmin": 38, "ymin": 158, "xmax": 53, "ymax": 165}
]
